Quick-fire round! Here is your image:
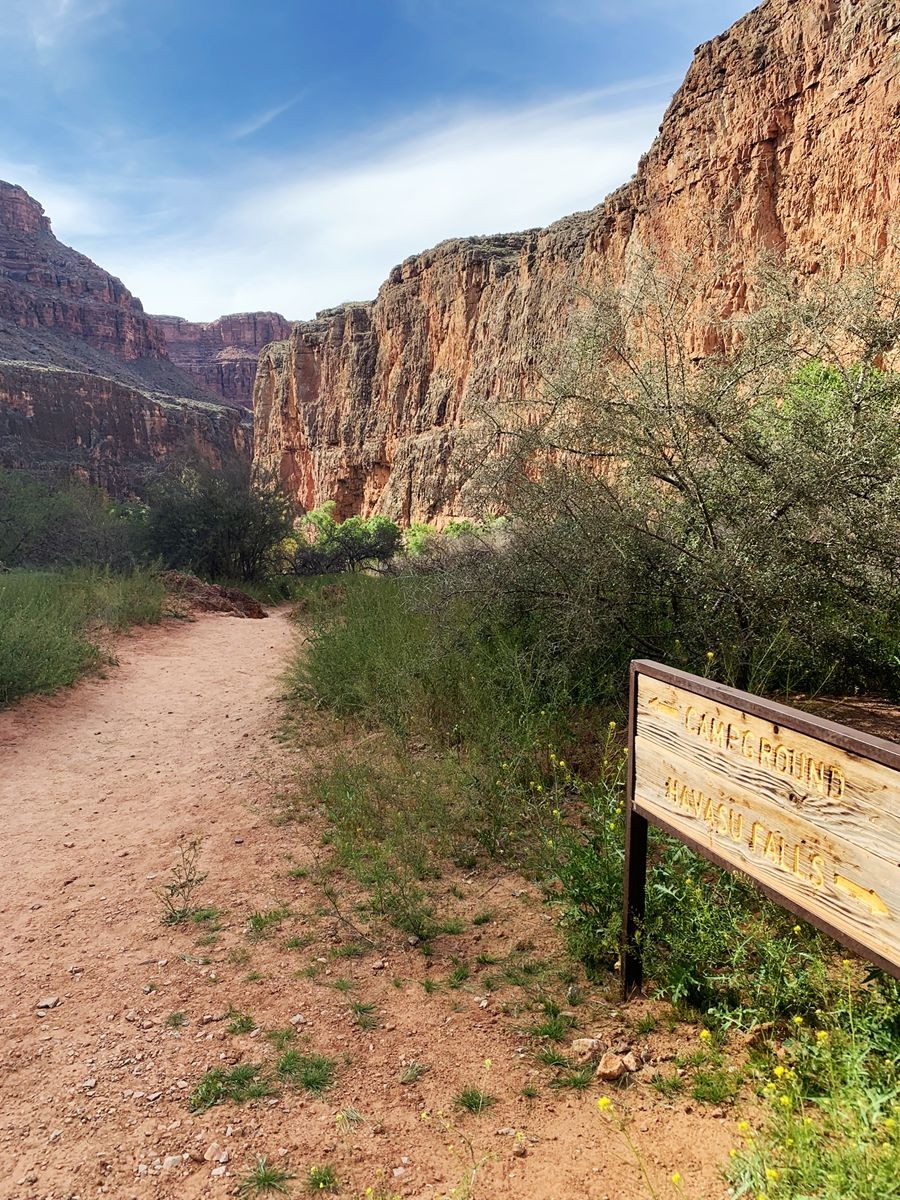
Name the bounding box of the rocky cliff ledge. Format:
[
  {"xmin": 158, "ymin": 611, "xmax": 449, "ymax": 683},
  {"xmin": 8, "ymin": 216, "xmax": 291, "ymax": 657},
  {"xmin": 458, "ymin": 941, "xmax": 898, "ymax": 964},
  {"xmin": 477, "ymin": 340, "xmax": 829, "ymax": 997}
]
[
  {"xmin": 0, "ymin": 181, "xmax": 250, "ymax": 493},
  {"xmin": 253, "ymin": 0, "xmax": 900, "ymax": 523},
  {"xmin": 154, "ymin": 312, "xmax": 293, "ymax": 408}
]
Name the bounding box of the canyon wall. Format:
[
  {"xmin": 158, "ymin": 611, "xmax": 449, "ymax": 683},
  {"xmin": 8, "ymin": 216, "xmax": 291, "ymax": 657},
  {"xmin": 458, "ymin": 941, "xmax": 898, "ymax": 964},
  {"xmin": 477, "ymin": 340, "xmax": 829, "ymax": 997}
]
[
  {"xmin": 0, "ymin": 181, "xmax": 250, "ymax": 493},
  {"xmin": 0, "ymin": 364, "xmax": 247, "ymax": 496},
  {"xmin": 0, "ymin": 183, "xmax": 166, "ymax": 362},
  {"xmin": 154, "ymin": 312, "xmax": 292, "ymax": 408},
  {"xmin": 254, "ymin": 0, "xmax": 900, "ymax": 523}
]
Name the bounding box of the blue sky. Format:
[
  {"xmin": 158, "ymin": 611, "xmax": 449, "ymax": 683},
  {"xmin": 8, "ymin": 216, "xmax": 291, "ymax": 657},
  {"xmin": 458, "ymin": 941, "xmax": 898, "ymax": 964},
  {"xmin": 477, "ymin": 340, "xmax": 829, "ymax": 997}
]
[{"xmin": 0, "ymin": 0, "xmax": 751, "ymax": 320}]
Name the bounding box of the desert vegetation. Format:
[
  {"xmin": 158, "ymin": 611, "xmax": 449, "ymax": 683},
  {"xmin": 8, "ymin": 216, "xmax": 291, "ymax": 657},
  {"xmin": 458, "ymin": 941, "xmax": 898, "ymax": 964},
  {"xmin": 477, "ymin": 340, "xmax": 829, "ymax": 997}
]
[
  {"xmin": 0, "ymin": 461, "xmax": 296, "ymax": 702},
  {"xmin": 286, "ymin": 259, "xmax": 900, "ymax": 1197}
]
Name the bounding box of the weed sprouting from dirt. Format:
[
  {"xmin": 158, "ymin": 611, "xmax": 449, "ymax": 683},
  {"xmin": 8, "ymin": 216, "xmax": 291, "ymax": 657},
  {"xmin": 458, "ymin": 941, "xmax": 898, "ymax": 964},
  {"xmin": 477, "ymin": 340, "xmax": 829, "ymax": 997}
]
[
  {"xmin": 454, "ymin": 1086, "xmax": 496, "ymax": 1115},
  {"xmin": 264, "ymin": 1027, "xmax": 295, "ymax": 1051},
  {"xmin": 188, "ymin": 1063, "xmax": 270, "ymax": 1111},
  {"xmin": 350, "ymin": 1000, "xmax": 379, "ymax": 1030},
  {"xmin": 306, "ymin": 1164, "xmax": 339, "ymax": 1193},
  {"xmin": 246, "ymin": 906, "xmax": 291, "ymax": 940},
  {"xmin": 400, "ymin": 1060, "xmax": 429, "ymax": 1084},
  {"xmin": 447, "ymin": 962, "xmax": 470, "ymax": 989},
  {"xmin": 551, "ymin": 1065, "xmax": 595, "ymax": 1090},
  {"xmin": 277, "ymin": 1051, "xmax": 336, "ymax": 1094},
  {"xmin": 158, "ymin": 838, "xmax": 207, "ymax": 925},
  {"xmin": 227, "ymin": 1009, "xmax": 256, "ymax": 1035}
]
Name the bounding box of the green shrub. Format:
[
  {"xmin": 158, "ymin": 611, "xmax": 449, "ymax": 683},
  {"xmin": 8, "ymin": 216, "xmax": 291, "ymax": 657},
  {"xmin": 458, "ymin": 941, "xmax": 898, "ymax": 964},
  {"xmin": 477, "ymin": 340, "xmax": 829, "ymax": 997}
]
[
  {"xmin": 146, "ymin": 463, "xmax": 293, "ymax": 581},
  {"xmin": 467, "ymin": 259, "xmax": 900, "ymax": 699},
  {"xmin": 290, "ymin": 501, "xmax": 401, "ymax": 575},
  {"xmin": 0, "ymin": 469, "xmax": 145, "ymax": 569}
]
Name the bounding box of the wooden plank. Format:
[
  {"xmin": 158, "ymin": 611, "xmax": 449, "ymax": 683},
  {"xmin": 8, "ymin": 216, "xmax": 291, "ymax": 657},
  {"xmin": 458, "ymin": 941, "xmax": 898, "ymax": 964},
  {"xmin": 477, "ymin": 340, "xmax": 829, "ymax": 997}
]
[
  {"xmin": 636, "ymin": 677, "xmax": 900, "ymax": 859},
  {"xmin": 631, "ymin": 666, "xmax": 900, "ymax": 977}
]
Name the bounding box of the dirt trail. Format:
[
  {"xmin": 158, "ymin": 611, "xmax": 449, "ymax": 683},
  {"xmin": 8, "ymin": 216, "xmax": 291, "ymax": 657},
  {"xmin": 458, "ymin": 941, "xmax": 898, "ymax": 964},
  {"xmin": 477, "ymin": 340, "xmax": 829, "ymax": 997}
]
[{"xmin": 0, "ymin": 613, "xmax": 734, "ymax": 1200}]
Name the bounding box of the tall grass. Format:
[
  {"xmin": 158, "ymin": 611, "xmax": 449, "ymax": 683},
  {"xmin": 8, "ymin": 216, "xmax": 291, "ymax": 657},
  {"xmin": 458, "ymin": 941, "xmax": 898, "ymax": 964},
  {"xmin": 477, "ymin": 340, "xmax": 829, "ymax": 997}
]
[
  {"xmin": 295, "ymin": 579, "xmax": 841, "ymax": 1018},
  {"xmin": 0, "ymin": 568, "xmax": 164, "ymax": 705},
  {"xmin": 292, "ymin": 570, "xmax": 900, "ymax": 1195}
]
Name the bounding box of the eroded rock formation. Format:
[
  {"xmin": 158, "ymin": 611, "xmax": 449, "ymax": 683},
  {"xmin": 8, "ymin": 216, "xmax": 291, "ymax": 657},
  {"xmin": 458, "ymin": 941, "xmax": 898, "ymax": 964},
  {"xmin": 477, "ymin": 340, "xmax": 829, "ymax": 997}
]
[
  {"xmin": 154, "ymin": 313, "xmax": 293, "ymax": 408},
  {"xmin": 253, "ymin": 0, "xmax": 900, "ymax": 523},
  {"xmin": 0, "ymin": 183, "xmax": 166, "ymax": 362},
  {"xmin": 0, "ymin": 364, "xmax": 247, "ymax": 496},
  {"xmin": 0, "ymin": 181, "xmax": 250, "ymax": 493}
]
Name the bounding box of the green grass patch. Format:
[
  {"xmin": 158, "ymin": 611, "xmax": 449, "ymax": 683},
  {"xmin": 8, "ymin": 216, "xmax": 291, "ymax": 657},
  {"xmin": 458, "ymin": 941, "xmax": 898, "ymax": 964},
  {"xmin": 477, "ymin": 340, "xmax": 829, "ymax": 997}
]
[
  {"xmin": 236, "ymin": 1155, "xmax": 295, "ymax": 1197},
  {"xmin": 0, "ymin": 568, "xmax": 163, "ymax": 705},
  {"xmin": 188, "ymin": 1063, "xmax": 270, "ymax": 1111},
  {"xmin": 276, "ymin": 1051, "xmax": 336, "ymax": 1094},
  {"xmin": 454, "ymin": 1086, "xmax": 496, "ymax": 1115}
]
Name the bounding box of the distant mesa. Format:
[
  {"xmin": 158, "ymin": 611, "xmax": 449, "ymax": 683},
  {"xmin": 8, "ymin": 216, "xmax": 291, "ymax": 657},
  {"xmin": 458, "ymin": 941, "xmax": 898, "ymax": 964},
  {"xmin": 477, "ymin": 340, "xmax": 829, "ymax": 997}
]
[
  {"xmin": 0, "ymin": 178, "xmax": 294, "ymax": 494},
  {"xmin": 152, "ymin": 312, "xmax": 294, "ymax": 410}
]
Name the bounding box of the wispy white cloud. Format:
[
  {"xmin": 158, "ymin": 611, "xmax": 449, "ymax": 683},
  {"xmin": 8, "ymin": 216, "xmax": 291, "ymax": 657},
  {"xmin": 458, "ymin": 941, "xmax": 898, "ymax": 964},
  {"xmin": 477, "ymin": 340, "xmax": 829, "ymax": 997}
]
[
  {"xmin": 229, "ymin": 96, "xmax": 304, "ymax": 142},
  {"xmin": 3, "ymin": 0, "xmax": 121, "ymax": 54},
  {"xmin": 8, "ymin": 81, "xmax": 671, "ymax": 321}
]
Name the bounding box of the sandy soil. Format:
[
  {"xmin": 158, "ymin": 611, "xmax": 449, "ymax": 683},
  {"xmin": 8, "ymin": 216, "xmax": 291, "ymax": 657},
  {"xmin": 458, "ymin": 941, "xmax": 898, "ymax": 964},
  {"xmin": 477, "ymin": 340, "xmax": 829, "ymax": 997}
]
[{"xmin": 0, "ymin": 611, "xmax": 736, "ymax": 1200}]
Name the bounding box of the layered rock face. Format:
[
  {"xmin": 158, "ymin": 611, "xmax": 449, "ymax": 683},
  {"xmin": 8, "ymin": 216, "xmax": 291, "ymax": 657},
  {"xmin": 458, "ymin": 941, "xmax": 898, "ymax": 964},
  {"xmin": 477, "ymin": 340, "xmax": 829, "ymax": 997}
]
[
  {"xmin": 0, "ymin": 181, "xmax": 250, "ymax": 494},
  {"xmin": 0, "ymin": 183, "xmax": 166, "ymax": 361},
  {"xmin": 254, "ymin": 0, "xmax": 900, "ymax": 523},
  {"xmin": 154, "ymin": 312, "xmax": 292, "ymax": 408},
  {"xmin": 0, "ymin": 365, "xmax": 247, "ymax": 496}
]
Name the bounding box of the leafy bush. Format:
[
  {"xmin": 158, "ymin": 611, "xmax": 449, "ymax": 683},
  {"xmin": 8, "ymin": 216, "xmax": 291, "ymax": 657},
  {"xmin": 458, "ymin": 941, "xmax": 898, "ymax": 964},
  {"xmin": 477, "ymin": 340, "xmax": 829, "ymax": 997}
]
[
  {"xmin": 146, "ymin": 463, "xmax": 293, "ymax": 581},
  {"xmin": 467, "ymin": 258, "xmax": 900, "ymax": 698},
  {"xmin": 0, "ymin": 469, "xmax": 145, "ymax": 569},
  {"xmin": 290, "ymin": 502, "xmax": 401, "ymax": 575}
]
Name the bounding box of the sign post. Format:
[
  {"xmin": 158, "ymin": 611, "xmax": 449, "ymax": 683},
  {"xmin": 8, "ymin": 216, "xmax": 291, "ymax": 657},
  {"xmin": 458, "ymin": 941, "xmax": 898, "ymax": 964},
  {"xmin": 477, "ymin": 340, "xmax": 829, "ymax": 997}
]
[{"xmin": 621, "ymin": 660, "xmax": 900, "ymax": 998}]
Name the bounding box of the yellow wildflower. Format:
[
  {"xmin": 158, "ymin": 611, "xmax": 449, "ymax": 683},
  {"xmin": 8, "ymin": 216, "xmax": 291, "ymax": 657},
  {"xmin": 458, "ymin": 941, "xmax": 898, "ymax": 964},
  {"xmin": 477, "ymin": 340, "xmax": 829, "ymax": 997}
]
[
  {"xmin": 597, "ymin": 1097, "xmax": 612, "ymax": 1112},
  {"xmin": 671, "ymin": 1172, "xmax": 682, "ymax": 1186}
]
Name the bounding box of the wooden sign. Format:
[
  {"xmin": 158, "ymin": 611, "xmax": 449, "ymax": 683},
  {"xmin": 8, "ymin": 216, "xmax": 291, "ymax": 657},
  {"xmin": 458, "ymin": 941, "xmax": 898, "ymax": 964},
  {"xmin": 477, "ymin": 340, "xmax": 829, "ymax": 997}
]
[{"xmin": 621, "ymin": 660, "xmax": 900, "ymax": 996}]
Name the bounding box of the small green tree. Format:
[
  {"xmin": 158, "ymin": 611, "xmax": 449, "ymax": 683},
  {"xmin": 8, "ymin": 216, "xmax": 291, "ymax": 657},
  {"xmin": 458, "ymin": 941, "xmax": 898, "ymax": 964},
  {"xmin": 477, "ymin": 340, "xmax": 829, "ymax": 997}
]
[
  {"xmin": 291, "ymin": 504, "xmax": 401, "ymax": 575},
  {"xmin": 145, "ymin": 462, "xmax": 294, "ymax": 581},
  {"xmin": 466, "ymin": 255, "xmax": 900, "ymax": 695}
]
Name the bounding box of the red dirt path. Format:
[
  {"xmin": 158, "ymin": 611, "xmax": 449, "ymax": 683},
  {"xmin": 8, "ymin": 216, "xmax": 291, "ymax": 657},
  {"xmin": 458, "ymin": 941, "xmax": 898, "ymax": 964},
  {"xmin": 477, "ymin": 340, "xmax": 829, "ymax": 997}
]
[{"xmin": 0, "ymin": 612, "xmax": 734, "ymax": 1200}]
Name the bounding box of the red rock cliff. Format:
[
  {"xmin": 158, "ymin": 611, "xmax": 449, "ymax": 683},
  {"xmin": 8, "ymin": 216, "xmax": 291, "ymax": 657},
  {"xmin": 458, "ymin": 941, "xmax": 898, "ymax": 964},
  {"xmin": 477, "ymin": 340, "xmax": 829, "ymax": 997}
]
[
  {"xmin": 253, "ymin": 0, "xmax": 900, "ymax": 522},
  {"xmin": 0, "ymin": 364, "xmax": 248, "ymax": 496},
  {"xmin": 153, "ymin": 312, "xmax": 293, "ymax": 408},
  {"xmin": 0, "ymin": 183, "xmax": 166, "ymax": 361},
  {"xmin": 0, "ymin": 181, "xmax": 251, "ymax": 493}
]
